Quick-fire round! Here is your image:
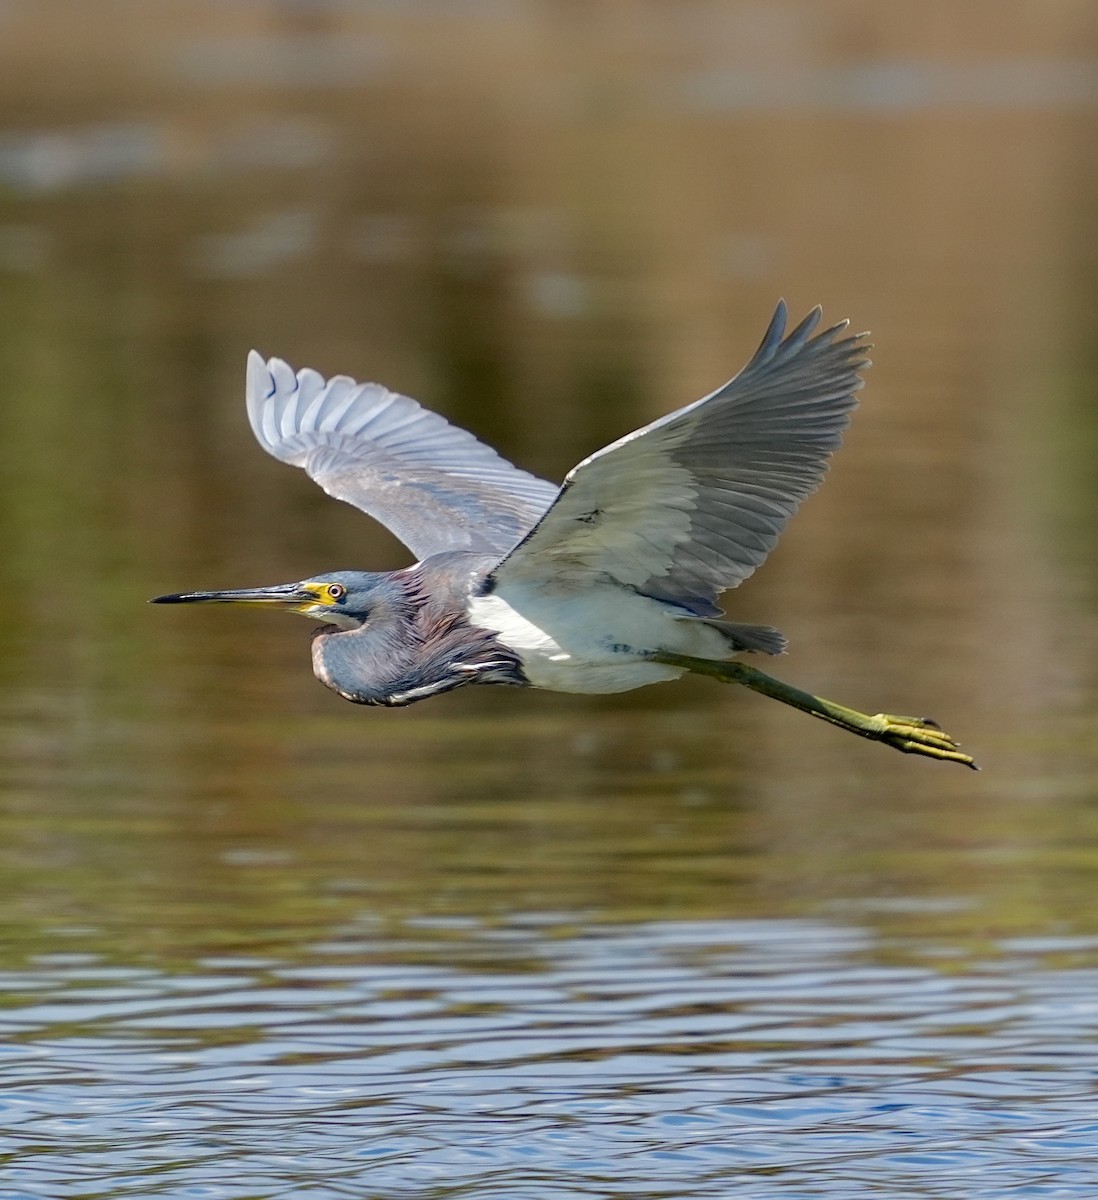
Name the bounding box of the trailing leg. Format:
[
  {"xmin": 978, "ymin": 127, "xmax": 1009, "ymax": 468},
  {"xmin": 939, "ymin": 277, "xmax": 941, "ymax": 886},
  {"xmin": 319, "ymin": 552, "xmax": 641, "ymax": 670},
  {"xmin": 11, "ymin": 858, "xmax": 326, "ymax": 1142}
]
[{"xmin": 651, "ymin": 652, "xmax": 977, "ymax": 769}]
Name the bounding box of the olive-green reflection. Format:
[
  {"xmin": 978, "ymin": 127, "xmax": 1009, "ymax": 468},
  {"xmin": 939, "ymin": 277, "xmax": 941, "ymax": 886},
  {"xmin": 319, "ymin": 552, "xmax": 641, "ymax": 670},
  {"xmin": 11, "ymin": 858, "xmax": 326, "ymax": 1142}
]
[
  {"xmin": 4, "ymin": 687, "xmax": 1098, "ymax": 976},
  {"xmin": 1, "ymin": 3, "xmax": 1097, "ymax": 986}
]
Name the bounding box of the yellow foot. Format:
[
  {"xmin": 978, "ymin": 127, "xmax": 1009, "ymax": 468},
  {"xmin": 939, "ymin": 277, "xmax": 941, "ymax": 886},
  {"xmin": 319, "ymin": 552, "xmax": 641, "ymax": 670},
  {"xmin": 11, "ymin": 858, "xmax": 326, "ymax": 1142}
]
[{"xmin": 868, "ymin": 713, "xmax": 979, "ymax": 769}]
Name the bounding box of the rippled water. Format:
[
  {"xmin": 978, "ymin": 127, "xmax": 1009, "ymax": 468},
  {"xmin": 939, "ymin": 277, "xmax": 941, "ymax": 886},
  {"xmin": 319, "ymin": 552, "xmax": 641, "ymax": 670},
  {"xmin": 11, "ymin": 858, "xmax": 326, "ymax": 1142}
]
[
  {"xmin": 6, "ymin": 919, "xmax": 1098, "ymax": 1198},
  {"xmin": 4, "ymin": 3, "xmax": 1098, "ymax": 1197}
]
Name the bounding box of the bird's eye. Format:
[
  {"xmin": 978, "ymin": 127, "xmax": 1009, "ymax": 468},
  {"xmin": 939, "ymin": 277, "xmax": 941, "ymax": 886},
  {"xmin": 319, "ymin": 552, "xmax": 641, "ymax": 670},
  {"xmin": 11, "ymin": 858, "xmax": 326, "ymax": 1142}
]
[{"xmin": 326, "ymin": 583, "xmax": 346, "ymax": 601}]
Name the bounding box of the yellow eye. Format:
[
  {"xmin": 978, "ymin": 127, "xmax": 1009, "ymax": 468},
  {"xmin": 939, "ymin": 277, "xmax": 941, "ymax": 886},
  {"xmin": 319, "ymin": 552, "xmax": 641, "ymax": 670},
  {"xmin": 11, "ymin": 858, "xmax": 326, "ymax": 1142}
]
[{"xmin": 326, "ymin": 583, "xmax": 346, "ymax": 601}]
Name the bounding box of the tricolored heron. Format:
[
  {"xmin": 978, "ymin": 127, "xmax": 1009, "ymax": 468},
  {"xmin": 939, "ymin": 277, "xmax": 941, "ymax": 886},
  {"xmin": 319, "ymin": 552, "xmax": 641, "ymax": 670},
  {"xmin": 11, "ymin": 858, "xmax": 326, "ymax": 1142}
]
[{"xmin": 152, "ymin": 302, "xmax": 975, "ymax": 767}]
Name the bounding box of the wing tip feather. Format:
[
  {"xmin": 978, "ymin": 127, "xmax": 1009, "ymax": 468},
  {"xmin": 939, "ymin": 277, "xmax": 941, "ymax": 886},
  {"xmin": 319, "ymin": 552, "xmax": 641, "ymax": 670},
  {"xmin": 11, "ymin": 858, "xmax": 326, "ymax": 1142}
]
[
  {"xmin": 245, "ymin": 349, "xmax": 280, "ymax": 448},
  {"xmin": 245, "ymin": 349, "xmax": 274, "ymax": 401},
  {"xmin": 758, "ymin": 300, "xmax": 863, "ymax": 365},
  {"xmin": 757, "ymin": 299, "xmax": 788, "ymax": 360},
  {"xmin": 786, "ymin": 305, "xmax": 824, "ymax": 348}
]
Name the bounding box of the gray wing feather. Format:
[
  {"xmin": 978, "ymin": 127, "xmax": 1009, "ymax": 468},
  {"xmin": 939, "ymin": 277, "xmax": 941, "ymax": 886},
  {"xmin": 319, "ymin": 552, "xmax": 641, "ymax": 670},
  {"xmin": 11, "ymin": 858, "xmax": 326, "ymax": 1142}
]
[
  {"xmin": 489, "ymin": 302, "xmax": 869, "ymax": 615},
  {"xmin": 246, "ymin": 352, "xmax": 561, "ymax": 560}
]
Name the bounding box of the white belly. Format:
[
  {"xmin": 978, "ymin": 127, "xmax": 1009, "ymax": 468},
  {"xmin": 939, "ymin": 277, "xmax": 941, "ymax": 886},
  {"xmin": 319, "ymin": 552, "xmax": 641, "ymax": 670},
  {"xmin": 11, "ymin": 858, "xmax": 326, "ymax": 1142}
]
[{"xmin": 466, "ymin": 582, "xmax": 730, "ymax": 694}]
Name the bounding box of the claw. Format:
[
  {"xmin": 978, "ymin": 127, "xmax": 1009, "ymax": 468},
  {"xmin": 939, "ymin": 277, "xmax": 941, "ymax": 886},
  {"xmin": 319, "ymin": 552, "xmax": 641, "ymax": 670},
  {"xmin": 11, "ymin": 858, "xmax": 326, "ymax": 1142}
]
[{"xmin": 872, "ymin": 714, "xmax": 979, "ymax": 769}]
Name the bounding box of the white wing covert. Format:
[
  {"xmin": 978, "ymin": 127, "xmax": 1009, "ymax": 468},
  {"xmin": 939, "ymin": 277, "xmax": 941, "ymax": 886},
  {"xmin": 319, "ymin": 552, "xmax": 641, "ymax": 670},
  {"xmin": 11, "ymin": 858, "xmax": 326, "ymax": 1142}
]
[
  {"xmin": 488, "ymin": 302, "xmax": 869, "ymax": 615},
  {"xmin": 246, "ymin": 353, "xmax": 561, "ymax": 560}
]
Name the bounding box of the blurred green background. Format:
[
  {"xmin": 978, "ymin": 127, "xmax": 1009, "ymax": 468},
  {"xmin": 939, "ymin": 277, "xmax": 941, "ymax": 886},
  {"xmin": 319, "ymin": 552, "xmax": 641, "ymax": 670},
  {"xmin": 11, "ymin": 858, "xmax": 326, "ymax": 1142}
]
[{"xmin": 2, "ymin": 0, "xmax": 1098, "ymax": 960}]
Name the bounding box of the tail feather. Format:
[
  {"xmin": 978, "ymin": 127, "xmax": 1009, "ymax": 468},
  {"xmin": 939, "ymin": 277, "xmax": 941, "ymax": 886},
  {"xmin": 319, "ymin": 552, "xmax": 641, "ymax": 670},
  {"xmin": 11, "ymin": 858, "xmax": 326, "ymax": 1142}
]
[{"xmin": 677, "ymin": 616, "xmax": 787, "ymax": 655}]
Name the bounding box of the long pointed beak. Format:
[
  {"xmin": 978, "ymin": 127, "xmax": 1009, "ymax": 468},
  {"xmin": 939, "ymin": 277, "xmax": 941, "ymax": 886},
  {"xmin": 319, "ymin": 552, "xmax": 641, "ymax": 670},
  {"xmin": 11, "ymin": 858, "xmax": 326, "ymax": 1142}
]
[{"xmin": 149, "ymin": 583, "xmax": 320, "ymax": 610}]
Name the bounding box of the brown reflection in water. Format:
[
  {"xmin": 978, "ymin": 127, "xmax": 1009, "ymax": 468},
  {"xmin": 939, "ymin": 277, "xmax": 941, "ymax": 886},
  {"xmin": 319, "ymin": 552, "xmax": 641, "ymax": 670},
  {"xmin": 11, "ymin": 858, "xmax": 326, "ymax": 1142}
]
[{"xmin": 1, "ymin": 4, "xmax": 1098, "ymax": 969}]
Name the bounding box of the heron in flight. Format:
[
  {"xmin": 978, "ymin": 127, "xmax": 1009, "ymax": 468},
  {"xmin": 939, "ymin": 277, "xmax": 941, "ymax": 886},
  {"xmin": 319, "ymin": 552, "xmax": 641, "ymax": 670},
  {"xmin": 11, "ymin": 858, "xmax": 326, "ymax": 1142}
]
[{"xmin": 152, "ymin": 302, "xmax": 975, "ymax": 767}]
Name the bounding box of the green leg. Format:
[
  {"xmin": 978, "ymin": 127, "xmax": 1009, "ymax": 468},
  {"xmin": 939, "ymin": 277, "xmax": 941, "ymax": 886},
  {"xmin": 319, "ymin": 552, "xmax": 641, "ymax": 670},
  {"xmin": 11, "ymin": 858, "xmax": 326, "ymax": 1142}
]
[{"xmin": 652, "ymin": 653, "xmax": 978, "ymax": 769}]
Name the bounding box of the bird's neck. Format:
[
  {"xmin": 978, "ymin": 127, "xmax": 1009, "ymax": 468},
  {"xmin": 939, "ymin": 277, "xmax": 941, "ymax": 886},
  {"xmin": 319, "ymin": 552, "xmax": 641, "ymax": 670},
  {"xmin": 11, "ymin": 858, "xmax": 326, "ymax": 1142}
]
[{"xmin": 310, "ymin": 594, "xmax": 525, "ymax": 707}]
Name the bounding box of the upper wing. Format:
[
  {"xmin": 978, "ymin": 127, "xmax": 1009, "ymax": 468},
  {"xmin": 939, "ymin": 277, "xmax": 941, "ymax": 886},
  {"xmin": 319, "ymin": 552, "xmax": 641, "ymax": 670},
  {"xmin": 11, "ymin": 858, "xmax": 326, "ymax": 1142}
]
[
  {"xmin": 246, "ymin": 352, "xmax": 561, "ymax": 560},
  {"xmin": 488, "ymin": 302, "xmax": 869, "ymax": 615}
]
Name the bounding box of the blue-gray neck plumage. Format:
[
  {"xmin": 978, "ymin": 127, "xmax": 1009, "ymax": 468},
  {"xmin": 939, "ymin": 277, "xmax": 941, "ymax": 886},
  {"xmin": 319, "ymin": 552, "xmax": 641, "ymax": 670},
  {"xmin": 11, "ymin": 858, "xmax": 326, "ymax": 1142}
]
[{"xmin": 309, "ymin": 558, "xmax": 526, "ymax": 706}]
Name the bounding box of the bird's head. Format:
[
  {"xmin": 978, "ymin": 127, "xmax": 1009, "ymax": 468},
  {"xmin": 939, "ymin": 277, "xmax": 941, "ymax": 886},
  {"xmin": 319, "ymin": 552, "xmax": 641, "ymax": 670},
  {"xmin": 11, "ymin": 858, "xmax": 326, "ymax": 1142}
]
[{"xmin": 150, "ymin": 570, "xmax": 393, "ymax": 630}]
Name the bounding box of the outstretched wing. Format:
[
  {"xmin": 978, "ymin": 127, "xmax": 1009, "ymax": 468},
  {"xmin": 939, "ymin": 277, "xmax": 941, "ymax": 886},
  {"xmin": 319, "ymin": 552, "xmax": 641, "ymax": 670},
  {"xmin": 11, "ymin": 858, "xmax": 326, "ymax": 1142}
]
[
  {"xmin": 246, "ymin": 353, "xmax": 561, "ymax": 560},
  {"xmin": 488, "ymin": 302, "xmax": 869, "ymax": 615}
]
